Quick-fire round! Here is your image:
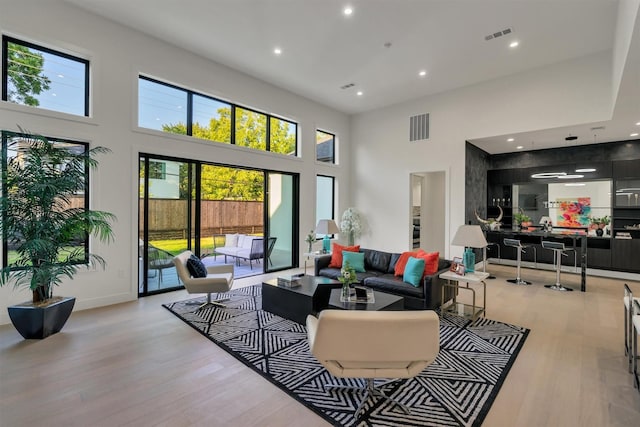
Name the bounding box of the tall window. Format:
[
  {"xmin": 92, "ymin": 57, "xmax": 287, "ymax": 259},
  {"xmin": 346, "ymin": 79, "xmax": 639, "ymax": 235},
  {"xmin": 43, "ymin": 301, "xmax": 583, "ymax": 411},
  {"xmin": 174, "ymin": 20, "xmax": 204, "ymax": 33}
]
[
  {"xmin": 316, "ymin": 130, "xmax": 335, "ymax": 163},
  {"xmin": 138, "ymin": 76, "xmax": 297, "ymax": 156},
  {"xmin": 2, "ymin": 131, "xmax": 91, "ymax": 267},
  {"xmin": 2, "ymin": 36, "xmax": 89, "ymax": 116},
  {"xmin": 316, "ymin": 175, "xmax": 335, "ymax": 237}
]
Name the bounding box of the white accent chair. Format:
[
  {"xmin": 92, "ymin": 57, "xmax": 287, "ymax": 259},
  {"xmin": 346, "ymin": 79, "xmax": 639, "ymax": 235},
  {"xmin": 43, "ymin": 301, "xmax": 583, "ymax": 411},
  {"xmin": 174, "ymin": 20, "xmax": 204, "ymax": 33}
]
[
  {"xmin": 306, "ymin": 309, "xmax": 440, "ymax": 417},
  {"xmin": 173, "ymin": 251, "xmax": 234, "ymax": 309}
]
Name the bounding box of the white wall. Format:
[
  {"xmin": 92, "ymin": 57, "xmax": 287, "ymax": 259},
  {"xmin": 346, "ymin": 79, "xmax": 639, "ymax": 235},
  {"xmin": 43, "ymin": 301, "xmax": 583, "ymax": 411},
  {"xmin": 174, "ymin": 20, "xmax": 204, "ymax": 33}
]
[
  {"xmin": 351, "ymin": 50, "xmax": 613, "ymax": 259},
  {"xmin": 0, "ymin": 0, "xmax": 350, "ymax": 325}
]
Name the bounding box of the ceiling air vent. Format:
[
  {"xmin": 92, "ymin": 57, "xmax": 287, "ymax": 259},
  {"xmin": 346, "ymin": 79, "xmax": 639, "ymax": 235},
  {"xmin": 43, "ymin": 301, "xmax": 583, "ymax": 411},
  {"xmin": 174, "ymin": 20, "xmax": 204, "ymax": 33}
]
[
  {"xmin": 340, "ymin": 83, "xmax": 355, "ymax": 90},
  {"xmin": 485, "ymin": 27, "xmax": 513, "ymax": 41},
  {"xmin": 409, "ymin": 113, "xmax": 430, "ymax": 142}
]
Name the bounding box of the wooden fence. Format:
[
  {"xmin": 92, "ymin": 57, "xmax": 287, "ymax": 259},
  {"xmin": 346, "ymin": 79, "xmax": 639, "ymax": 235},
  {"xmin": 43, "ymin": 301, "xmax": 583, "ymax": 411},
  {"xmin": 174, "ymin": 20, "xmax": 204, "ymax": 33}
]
[{"xmin": 141, "ymin": 199, "xmax": 263, "ymax": 240}]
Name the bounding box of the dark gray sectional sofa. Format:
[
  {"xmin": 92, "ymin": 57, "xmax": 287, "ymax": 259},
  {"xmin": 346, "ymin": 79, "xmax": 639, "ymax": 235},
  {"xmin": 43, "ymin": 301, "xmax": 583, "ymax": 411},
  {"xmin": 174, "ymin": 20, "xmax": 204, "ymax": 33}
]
[{"xmin": 314, "ymin": 248, "xmax": 452, "ymax": 310}]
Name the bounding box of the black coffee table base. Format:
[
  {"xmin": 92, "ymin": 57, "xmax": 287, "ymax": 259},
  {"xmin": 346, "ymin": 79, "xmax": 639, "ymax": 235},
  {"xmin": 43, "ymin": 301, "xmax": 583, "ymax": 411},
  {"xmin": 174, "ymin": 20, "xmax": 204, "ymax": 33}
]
[{"xmin": 262, "ymin": 276, "xmax": 341, "ymax": 324}]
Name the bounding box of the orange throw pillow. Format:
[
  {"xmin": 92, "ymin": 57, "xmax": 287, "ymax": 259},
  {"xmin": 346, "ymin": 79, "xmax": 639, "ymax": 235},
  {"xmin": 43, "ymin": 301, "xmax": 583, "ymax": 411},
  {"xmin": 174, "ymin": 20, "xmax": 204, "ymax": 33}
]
[
  {"xmin": 416, "ymin": 250, "xmax": 440, "ymax": 276},
  {"xmin": 394, "ymin": 251, "xmax": 420, "ymax": 276},
  {"xmin": 328, "ymin": 242, "xmax": 361, "ymax": 268}
]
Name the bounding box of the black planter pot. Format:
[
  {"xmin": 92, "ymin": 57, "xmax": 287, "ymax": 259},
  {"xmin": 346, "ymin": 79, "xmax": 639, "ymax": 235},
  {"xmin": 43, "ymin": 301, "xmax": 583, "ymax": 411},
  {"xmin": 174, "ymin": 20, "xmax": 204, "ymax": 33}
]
[
  {"xmin": 7, "ymin": 296, "xmax": 75, "ymax": 339},
  {"xmin": 596, "ymin": 228, "xmax": 604, "ymax": 236}
]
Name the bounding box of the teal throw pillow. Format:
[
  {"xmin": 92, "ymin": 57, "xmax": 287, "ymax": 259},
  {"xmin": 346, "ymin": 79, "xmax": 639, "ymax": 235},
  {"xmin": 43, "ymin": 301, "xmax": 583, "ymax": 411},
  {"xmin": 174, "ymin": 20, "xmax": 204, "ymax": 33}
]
[
  {"xmin": 342, "ymin": 251, "xmax": 366, "ymax": 273},
  {"xmin": 403, "ymin": 256, "xmax": 425, "ymax": 287}
]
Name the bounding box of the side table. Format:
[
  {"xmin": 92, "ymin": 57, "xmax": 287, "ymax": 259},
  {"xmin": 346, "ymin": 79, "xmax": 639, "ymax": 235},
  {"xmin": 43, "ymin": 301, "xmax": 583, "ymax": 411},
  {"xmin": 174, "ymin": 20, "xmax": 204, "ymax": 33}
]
[
  {"xmin": 303, "ymin": 251, "xmax": 330, "ymax": 275},
  {"xmin": 438, "ymin": 270, "xmax": 490, "ymax": 320}
]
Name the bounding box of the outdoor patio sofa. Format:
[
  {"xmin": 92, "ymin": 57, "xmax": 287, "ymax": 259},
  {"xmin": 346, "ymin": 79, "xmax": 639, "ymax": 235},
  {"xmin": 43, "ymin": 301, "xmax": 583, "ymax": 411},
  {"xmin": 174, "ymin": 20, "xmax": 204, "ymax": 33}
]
[{"xmin": 213, "ymin": 234, "xmax": 276, "ymax": 269}]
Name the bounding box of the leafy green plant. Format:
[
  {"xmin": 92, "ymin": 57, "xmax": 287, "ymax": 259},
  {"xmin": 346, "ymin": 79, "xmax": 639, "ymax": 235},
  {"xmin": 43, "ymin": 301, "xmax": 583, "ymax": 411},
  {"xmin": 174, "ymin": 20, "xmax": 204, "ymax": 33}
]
[
  {"xmin": 0, "ymin": 131, "xmax": 115, "ymax": 303},
  {"xmin": 513, "ymin": 212, "xmax": 531, "ymax": 225}
]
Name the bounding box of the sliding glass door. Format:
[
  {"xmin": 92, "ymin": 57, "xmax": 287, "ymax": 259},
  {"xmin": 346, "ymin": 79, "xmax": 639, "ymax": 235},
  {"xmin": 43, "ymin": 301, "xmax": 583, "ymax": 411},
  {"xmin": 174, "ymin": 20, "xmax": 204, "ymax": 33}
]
[
  {"xmin": 139, "ymin": 155, "xmax": 297, "ymax": 296},
  {"xmin": 139, "ymin": 157, "xmax": 193, "ymax": 295},
  {"xmin": 266, "ymin": 172, "xmax": 297, "ymax": 271}
]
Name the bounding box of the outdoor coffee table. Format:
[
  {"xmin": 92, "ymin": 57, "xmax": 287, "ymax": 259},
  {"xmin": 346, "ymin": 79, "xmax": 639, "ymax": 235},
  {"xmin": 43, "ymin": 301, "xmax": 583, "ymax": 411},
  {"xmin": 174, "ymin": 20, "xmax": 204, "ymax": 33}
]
[
  {"xmin": 262, "ymin": 275, "xmax": 341, "ymax": 324},
  {"xmin": 327, "ymin": 288, "xmax": 404, "ymax": 311}
]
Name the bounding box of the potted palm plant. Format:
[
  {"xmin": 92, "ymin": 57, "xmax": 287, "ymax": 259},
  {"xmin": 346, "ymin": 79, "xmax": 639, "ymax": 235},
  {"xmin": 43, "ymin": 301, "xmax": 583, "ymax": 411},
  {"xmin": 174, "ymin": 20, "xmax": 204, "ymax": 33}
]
[{"xmin": 0, "ymin": 130, "xmax": 115, "ymax": 339}]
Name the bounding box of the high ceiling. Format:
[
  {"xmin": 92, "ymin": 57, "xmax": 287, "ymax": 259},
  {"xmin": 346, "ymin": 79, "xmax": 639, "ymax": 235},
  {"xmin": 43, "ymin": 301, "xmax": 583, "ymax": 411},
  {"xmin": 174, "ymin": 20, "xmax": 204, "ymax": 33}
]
[{"xmin": 65, "ymin": 0, "xmax": 639, "ymax": 153}]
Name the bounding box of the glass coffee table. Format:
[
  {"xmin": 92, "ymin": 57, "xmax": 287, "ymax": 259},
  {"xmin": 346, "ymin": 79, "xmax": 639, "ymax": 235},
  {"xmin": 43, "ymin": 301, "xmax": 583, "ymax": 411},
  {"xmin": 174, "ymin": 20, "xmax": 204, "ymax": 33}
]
[{"xmin": 327, "ymin": 288, "xmax": 404, "ymax": 311}]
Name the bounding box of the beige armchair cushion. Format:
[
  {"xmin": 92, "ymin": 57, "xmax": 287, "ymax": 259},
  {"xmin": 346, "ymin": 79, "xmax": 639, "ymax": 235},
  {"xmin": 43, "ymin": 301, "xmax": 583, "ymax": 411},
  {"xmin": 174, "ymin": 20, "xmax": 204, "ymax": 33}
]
[{"xmin": 306, "ymin": 309, "xmax": 439, "ymax": 379}]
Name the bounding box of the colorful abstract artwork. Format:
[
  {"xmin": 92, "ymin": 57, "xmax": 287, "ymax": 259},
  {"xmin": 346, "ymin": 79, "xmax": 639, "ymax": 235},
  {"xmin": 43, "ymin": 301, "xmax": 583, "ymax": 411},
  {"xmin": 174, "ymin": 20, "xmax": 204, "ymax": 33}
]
[{"xmin": 556, "ymin": 197, "xmax": 591, "ymax": 227}]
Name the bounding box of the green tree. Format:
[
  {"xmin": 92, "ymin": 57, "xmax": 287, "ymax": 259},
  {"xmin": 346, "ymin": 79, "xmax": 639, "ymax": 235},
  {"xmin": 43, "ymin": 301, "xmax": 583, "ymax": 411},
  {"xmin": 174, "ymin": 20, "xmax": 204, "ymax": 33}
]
[
  {"xmin": 270, "ymin": 117, "xmax": 296, "ymax": 155},
  {"xmin": 161, "ymin": 105, "xmax": 295, "ymax": 201},
  {"xmin": 6, "ymin": 42, "xmax": 51, "ymax": 107}
]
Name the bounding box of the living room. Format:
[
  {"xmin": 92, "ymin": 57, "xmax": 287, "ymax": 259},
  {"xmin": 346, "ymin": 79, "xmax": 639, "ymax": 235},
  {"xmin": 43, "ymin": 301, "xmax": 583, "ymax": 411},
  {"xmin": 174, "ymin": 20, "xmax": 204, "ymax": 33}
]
[{"xmin": 1, "ymin": 0, "xmax": 640, "ymax": 426}]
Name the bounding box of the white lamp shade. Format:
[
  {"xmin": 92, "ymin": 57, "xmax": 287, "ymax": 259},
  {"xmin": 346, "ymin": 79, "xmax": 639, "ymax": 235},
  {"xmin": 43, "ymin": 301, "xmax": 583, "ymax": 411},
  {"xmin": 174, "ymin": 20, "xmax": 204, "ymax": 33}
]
[
  {"xmin": 451, "ymin": 224, "xmax": 487, "ymax": 248},
  {"xmin": 316, "ymin": 219, "xmax": 339, "ymax": 235}
]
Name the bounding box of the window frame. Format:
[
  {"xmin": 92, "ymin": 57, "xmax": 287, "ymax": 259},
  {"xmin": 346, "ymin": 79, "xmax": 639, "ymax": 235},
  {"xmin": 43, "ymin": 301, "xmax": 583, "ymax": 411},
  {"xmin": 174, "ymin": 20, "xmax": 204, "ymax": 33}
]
[
  {"xmin": 2, "ymin": 35, "xmax": 90, "ymax": 117},
  {"xmin": 316, "ymin": 129, "xmax": 336, "ymax": 164},
  {"xmin": 1, "ymin": 130, "xmax": 92, "ymax": 268},
  {"xmin": 138, "ymin": 76, "xmax": 298, "ymax": 156},
  {"xmin": 315, "ymin": 174, "xmax": 336, "ymax": 238}
]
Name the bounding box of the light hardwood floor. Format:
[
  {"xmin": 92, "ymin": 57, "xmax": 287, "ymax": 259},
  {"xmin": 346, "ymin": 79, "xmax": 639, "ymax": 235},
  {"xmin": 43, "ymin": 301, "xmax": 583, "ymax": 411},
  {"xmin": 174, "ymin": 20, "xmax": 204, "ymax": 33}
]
[{"xmin": 1, "ymin": 265, "xmax": 640, "ymax": 427}]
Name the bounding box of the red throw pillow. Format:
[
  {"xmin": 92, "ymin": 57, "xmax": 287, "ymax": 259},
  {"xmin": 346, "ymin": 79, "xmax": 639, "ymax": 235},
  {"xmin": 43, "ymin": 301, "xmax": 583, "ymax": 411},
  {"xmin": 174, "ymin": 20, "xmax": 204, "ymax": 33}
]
[
  {"xmin": 416, "ymin": 250, "xmax": 440, "ymax": 276},
  {"xmin": 394, "ymin": 251, "xmax": 420, "ymax": 276},
  {"xmin": 328, "ymin": 243, "xmax": 361, "ymax": 268}
]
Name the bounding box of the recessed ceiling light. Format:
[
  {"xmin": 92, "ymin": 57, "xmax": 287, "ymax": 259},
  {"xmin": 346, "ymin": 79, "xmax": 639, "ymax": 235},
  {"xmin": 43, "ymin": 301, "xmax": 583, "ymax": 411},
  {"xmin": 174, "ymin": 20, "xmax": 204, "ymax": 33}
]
[
  {"xmin": 343, "ymin": 6, "xmax": 353, "ymax": 16},
  {"xmin": 509, "ymin": 41, "xmax": 519, "ymax": 48},
  {"xmin": 531, "ymin": 172, "xmax": 567, "ymax": 179},
  {"xmin": 558, "ymin": 174, "xmax": 584, "ymax": 179},
  {"xmin": 273, "ymin": 47, "xmax": 282, "ymax": 55},
  {"xmin": 507, "ymin": 138, "xmax": 514, "ymax": 142},
  {"xmin": 516, "ymin": 145, "xmax": 523, "ymax": 149},
  {"xmin": 636, "ymin": 121, "xmax": 640, "ymax": 126},
  {"xmin": 631, "ymin": 133, "xmax": 639, "ymax": 137},
  {"xmin": 575, "ymin": 168, "xmax": 596, "ymax": 173},
  {"xmin": 419, "ymin": 70, "xmax": 427, "ymax": 77},
  {"xmin": 356, "ymin": 91, "xmax": 363, "ymax": 96}
]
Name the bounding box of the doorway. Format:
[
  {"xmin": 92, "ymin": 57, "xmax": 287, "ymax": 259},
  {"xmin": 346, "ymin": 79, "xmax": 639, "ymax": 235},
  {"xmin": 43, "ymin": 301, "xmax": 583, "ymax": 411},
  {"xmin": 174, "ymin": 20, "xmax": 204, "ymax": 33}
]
[{"xmin": 410, "ymin": 171, "xmax": 446, "ymax": 254}]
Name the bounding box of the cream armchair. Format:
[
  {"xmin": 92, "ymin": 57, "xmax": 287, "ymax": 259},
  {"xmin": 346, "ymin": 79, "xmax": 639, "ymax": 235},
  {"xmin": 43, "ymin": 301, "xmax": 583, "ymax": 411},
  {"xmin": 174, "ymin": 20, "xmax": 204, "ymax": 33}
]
[
  {"xmin": 173, "ymin": 251, "xmax": 234, "ymax": 309},
  {"xmin": 306, "ymin": 309, "xmax": 440, "ymax": 416}
]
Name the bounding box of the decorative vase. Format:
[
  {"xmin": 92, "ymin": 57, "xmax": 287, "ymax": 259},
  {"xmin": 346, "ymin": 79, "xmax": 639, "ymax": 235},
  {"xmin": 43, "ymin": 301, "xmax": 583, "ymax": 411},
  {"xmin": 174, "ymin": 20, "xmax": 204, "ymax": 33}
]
[
  {"xmin": 463, "ymin": 247, "xmax": 475, "ymax": 273},
  {"xmin": 348, "ymin": 230, "xmax": 355, "ymax": 246},
  {"xmin": 341, "ymin": 283, "xmax": 350, "ymax": 300},
  {"xmin": 307, "ymin": 242, "xmax": 313, "ymax": 252},
  {"xmin": 596, "ymin": 227, "xmax": 604, "ymax": 237}
]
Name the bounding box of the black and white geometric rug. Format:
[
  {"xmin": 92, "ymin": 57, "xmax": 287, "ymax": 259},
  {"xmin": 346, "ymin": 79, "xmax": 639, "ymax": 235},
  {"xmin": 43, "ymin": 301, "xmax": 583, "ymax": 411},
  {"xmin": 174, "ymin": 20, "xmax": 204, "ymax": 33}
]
[{"xmin": 163, "ymin": 285, "xmax": 529, "ymax": 427}]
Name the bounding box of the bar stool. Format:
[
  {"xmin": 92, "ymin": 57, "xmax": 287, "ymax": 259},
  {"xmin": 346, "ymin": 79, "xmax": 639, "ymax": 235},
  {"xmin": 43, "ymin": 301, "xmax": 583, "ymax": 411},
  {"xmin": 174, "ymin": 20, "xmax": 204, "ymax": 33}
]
[
  {"xmin": 486, "ymin": 242, "xmax": 501, "ymax": 261},
  {"xmin": 624, "ymin": 284, "xmax": 640, "ymax": 373},
  {"xmin": 542, "ymin": 240, "xmax": 575, "ymax": 291},
  {"xmin": 503, "ymin": 238, "xmax": 536, "ymax": 285},
  {"xmin": 632, "ymin": 299, "xmax": 640, "ymax": 391}
]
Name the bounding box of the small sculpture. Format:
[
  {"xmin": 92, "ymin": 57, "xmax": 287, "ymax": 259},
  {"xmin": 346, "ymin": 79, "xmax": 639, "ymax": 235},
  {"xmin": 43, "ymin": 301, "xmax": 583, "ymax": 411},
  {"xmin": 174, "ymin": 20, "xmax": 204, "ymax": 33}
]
[{"xmin": 475, "ymin": 206, "xmax": 503, "ymax": 230}]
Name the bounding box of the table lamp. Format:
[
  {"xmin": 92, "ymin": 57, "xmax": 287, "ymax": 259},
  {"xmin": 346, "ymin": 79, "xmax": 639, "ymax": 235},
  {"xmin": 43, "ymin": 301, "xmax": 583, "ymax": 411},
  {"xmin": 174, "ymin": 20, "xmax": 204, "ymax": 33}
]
[
  {"xmin": 316, "ymin": 219, "xmax": 339, "ymax": 253},
  {"xmin": 451, "ymin": 224, "xmax": 488, "ymax": 273},
  {"xmin": 539, "ymin": 216, "xmax": 552, "ymax": 232}
]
